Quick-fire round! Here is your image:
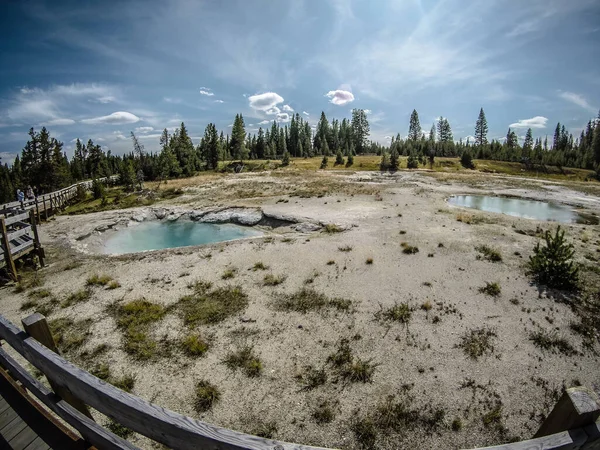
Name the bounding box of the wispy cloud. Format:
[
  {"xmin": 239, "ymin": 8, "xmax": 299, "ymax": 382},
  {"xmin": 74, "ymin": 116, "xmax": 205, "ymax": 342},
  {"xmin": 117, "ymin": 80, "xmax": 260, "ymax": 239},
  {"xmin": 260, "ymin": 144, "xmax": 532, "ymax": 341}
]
[
  {"xmin": 509, "ymin": 116, "xmax": 548, "ymax": 129},
  {"xmin": 558, "ymin": 91, "xmax": 597, "ymax": 113},
  {"xmin": 282, "ymin": 104, "xmax": 294, "ymax": 112},
  {"xmin": 199, "ymin": 89, "xmax": 214, "ymax": 96},
  {"xmin": 41, "ymin": 118, "xmax": 76, "ymax": 126},
  {"xmin": 81, "ymin": 111, "xmax": 140, "ymax": 125},
  {"xmin": 302, "ymin": 111, "xmax": 309, "ymax": 116},
  {"xmin": 214, "ymin": 99, "xmax": 224, "ymax": 103}
]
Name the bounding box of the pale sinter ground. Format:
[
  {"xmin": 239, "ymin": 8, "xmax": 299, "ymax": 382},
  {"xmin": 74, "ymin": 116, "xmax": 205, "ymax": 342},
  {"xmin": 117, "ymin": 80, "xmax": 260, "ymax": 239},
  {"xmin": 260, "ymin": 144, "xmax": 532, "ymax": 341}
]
[{"xmin": 2, "ymin": 169, "xmax": 600, "ymax": 450}]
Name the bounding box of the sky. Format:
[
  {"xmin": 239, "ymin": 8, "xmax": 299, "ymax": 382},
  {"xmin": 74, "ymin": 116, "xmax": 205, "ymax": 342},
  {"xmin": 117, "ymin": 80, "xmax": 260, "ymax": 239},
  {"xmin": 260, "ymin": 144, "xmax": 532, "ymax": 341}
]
[{"xmin": 1, "ymin": 0, "xmax": 599, "ymax": 164}]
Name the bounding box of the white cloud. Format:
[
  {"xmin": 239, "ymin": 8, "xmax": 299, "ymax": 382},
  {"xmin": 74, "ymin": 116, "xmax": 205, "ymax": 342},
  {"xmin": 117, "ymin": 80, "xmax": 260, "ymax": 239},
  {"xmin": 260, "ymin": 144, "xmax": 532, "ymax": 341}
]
[
  {"xmin": 326, "ymin": 89, "xmax": 355, "ymax": 105},
  {"xmin": 214, "ymin": 99, "xmax": 224, "ymax": 103},
  {"xmin": 163, "ymin": 97, "xmax": 181, "ymax": 104},
  {"xmin": 97, "ymin": 96, "xmax": 116, "ymax": 103},
  {"xmin": 135, "ymin": 126, "xmax": 154, "ymax": 133},
  {"xmin": 138, "ymin": 133, "xmax": 162, "ymax": 139},
  {"xmin": 248, "ymin": 92, "xmax": 284, "ymax": 111},
  {"xmin": 265, "ymin": 106, "xmax": 280, "ymax": 115},
  {"xmin": 364, "ymin": 109, "xmax": 372, "ymax": 115},
  {"xmin": 81, "ymin": 111, "xmax": 140, "ymax": 125},
  {"xmin": 508, "ymin": 116, "xmax": 548, "ymax": 129},
  {"xmin": 258, "ymin": 120, "xmax": 271, "ymax": 125},
  {"xmin": 41, "ymin": 118, "xmax": 75, "ymax": 126},
  {"xmin": 558, "ymin": 91, "xmax": 597, "ymax": 112},
  {"xmin": 199, "ymin": 90, "xmax": 214, "ymax": 96},
  {"xmin": 282, "ymin": 104, "xmax": 294, "ymax": 112},
  {"xmin": 276, "ymin": 112, "xmax": 290, "ymax": 123},
  {"xmin": 302, "ymin": 111, "xmax": 309, "ymax": 116}
]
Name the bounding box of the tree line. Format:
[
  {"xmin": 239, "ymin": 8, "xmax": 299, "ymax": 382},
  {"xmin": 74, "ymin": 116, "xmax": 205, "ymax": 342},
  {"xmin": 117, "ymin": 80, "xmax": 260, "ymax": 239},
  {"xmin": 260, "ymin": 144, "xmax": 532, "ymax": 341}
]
[{"xmin": 1, "ymin": 107, "xmax": 599, "ymax": 203}]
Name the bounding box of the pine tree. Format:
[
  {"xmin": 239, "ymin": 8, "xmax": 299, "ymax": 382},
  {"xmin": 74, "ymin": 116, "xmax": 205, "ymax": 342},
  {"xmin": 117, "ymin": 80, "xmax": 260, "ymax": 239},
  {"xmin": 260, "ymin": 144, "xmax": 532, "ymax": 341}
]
[
  {"xmin": 593, "ymin": 110, "xmax": 600, "ymax": 165},
  {"xmin": 429, "ymin": 123, "xmax": 436, "ymax": 142},
  {"xmin": 474, "ymin": 108, "xmax": 488, "ymax": 147},
  {"xmin": 389, "ymin": 147, "xmax": 399, "ymax": 171},
  {"xmin": 281, "ymin": 151, "xmax": 290, "ymax": 166},
  {"xmin": 351, "ymin": 109, "xmax": 370, "ymax": 153},
  {"xmin": 408, "ymin": 109, "xmax": 421, "ymax": 141},
  {"xmin": 523, "ymin": 128, "xmax": 533, "ymax": 158},
  {"xmin": 335, "ymin": 150, "xmax": 345, "ymax": 166},
  {"xmin": 230, "ymin": 114, "xmax": 247, "ymax": 161},
  {"xmin": 406, "ymin": 151, "xmax": 418, "ymax": 168},
  {"xmin": 202, "ymin": 123, "xmax": 220, "ymax": 171}
]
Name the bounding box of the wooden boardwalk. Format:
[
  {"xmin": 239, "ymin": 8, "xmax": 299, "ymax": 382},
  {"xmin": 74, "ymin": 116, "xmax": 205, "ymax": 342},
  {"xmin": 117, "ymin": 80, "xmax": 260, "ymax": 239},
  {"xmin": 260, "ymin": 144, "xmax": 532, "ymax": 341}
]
[{"xmin": 0, "ymin": 366, "xmax": 88, "ymax": 450}]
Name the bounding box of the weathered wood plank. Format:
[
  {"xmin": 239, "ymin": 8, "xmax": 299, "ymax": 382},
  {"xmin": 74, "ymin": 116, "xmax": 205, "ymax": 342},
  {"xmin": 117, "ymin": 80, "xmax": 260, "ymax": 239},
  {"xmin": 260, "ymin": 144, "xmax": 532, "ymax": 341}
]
[
  {"xmin": 536, "ymin": 387, "xmax": 600, "ymax": 438},
  {"xmin": 10, "ymin": 426, "xmax": 40, "ymax": 450},
  {"xmin": 4, "ymin": 420, "xmax": 31, "ymax": 445},
  {"xmin": 0, "ymin": 315, "xmax": 330, "ymax": 450},
  {"xmin": 8, "ymin": 226, "xmax": 33, "ymax": 241},
  {"xmin": 0, "ymin": 348, "xmax": 138, "ymax": 450},
  {"xmin": 23, "ymin": 435, "xmax": 50, "ymax": 450},
  {"xmin": 10, "ymin": 240, "xmax": 35, "ymax": 257},
  {"xmin": 5, "ymin": 212, "xmax": 31, "ymax": 226}
]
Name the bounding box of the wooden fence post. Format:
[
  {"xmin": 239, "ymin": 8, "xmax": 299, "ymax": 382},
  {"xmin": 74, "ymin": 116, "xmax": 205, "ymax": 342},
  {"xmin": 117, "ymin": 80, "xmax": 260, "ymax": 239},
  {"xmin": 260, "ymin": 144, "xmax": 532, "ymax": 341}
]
[
  {"xmin": 29, "ymin": 210, "xmax": 45, "ymax": 267},
  {"xmin": 535, "ymin": 386, "xmax": 600, "ymax": 438},
  {"xmin": 21, "ymin": 313, "xmax": 95, "ymax": 421},
  {"xmin": 35, "ymin": 197, "xmax": 40, "ymax": 223},
  {"xmin": 43, "ymin": 196, "xmax": 48, "ymax": 221},
  {"xmin": 0, "ymin": 218, "xmax": 18, "ymax": 282}
]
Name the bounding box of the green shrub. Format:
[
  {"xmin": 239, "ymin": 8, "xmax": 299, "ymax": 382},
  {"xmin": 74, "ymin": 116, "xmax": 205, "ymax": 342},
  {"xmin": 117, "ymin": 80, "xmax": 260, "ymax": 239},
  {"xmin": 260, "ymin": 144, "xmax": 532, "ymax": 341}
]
[
  {"xmin": 461, "ymin": 151, "xmax": 475, "ymax": 169},
  {"xmin": 224, "ymin": 346, "xmax": 262, "ymax": 377},
  {"xmin": 528, "ymin": 226, "xmax": 579, "ymax": 290},
  {"xmin": 281, "ymin": 151, "xmax": 290, "ymax": 167},
  {"xmin": 75, "ymin": 184, "xmax": 88, "ymax": 202},
  {"xmin": 334, "ymin": 150, "xmax": 345, "ymax": 166},
  {"xmin": 92, "ymin": 179, "xmax": 106, "ymax": 200},
  {"xmin": 406, "ymin": 152, "xmax": 418, "ymax": 169},
  {"xmin": 475, "ymin": 245, "xmax": 502, "ymax": 262},
  {"xmin": 320, "ymin": 155, "xmax": 328, "ymax": 169},
  {"xmin": 479, "ymin": 282, "xmax": 501, "ymax": 297},
  {"xmin": 346, "ymin": 153, "xmax": 354, "ymax": 167},
  {"xmin": 194, "ymin": 380, "xmax": 221, "ymax": 412}
]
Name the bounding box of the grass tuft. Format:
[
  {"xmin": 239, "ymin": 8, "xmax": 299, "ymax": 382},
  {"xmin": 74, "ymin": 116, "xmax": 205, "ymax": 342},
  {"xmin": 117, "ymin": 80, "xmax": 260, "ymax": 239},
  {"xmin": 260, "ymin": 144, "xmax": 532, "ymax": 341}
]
[
  {"xmin": 476, "ymin": 245, "xmax": 503, "ymax": 262},
  {"xmin": 323, "ymin": 224, "xmax": 343, "ymax": 234},
  {"xmin": 61, "ymin": 288, "xmax": 92, "ymax": 307},
  {"xmin": 378, "ymin": 303, "xmax": 412, "ymax": 324},
  {"xmin": 221, "ymin": 268, "xmax": 237, "ymax": 280},
  {"xmin": 338, "ymin": 245, "xmax": 353, "ymax": 252},
  {"xmin": 296, "ymin": 365, "xmax": 327, "ymax": 391},
  {"xmin": 181, "ymin": 334, "xmax": 210, "ymax": 357},
  {"xmin": 86, "ymin": 274, "xmax": 113, "ymax": 286},
  {"xmin": 312, "ymin": 400, "xmax": 336, "ymax": 424},
  {"xmin": 401, "ymin": 242, "xmax": 419, "ymax": 254},
  {"xmin": 366, "ymin": 258, "xmax": 374, "ymax": 265},
  {"xmin": 263, "ymin": 274, "xmax": 286, "ymax": 286},
  {"xmin": 194, "ymin": 380, "xmax": 221, "ymax": 413},
  {"xmin": 252, "ymin": 262, "xmax": 269, "ymax": 271},
  {"xmin": 275, "ymin": 288, "xmax": 351, "ymax": 313},
  {"xmin": 224, "ymin": 346, "xmax": 262, "ymax": 377},
  {"xmin": 49, "ymin": 318, "xmax": 92, "ymax": 354},
  {"xmin": 479, "ymin": 282, "xmax": 501, "ymax": 297},
  {"xmin": 530, "ymin": 329, "xmax": 576, "ymax": 356},
  {"xmin": 458, "ymin": 327, "xmax": 497, "ymax": 360}
]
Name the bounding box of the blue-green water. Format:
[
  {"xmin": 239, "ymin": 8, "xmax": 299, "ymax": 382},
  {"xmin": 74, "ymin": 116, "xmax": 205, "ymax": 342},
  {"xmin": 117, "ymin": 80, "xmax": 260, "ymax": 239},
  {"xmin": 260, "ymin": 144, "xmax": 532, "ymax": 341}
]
[
  {"xmin": 103, "ymin": 221, "xmax": 263, "ymax": 254},
  {"xmin": 448, "ymin": 195, "xmax": 588, "ymax": 223}
]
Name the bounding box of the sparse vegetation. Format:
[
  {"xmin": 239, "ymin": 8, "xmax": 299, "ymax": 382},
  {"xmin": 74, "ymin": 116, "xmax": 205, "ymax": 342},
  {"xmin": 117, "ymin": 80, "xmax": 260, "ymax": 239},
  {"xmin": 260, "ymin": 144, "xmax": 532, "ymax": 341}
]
[
  {"xmin": 401, "ymin": 242, "xmax": 419, "ymax": 254},
  {"xmin": 476, "ymin": 245, "xmax": 503, "ymax": 262},
  {"xmin": 324, "ymin": 223, "xmax": 343, "ymax": 233},
  {"xmin": 252, "ymin": 262, "xmax": 269, "ymax": 271},
  {"xmin": 366, "ymin": 257, "xmax": 374, "ymax": 265},
  {"xmin": 327, "ymin": 339, "xmax": 377, "ymax": 383},
  {"xmin": 194, "ymin": 380, "xmax": 221, "ymax": 413},
  {"xmin": 312, "ymin": 400, "xmax": 336, "ymax": 424},
  {"xmin": 178, "ymin": 285, "xmax": 248, "ymax": 326},
  {"xmin": 224, "ymin": 346, "xmax": 262, "ymax": 377},
  {"xmin": 338, "ymin": 245, "xmax": 353, "ymax": 252},
  {"xmin": 107, "ymin": 280, "xmax": 121, "ymax": 290},
  {"xmin": 221, "ymin": 268, "xmax": 237, "ymax": 279},
  {"xmin": 458, "ymin": 327, "xmax": 497, "ymax": 360},
  {"xmin": 49, "ymin": 318, "xmax": 92, "ymax": 354},
  {"xmin": 378, "ymin": 303, "xmax": 412, "ymax": 324},
  {"xmin": 61, "ymin": 288, "xmax": 92, "ymax": 307},
  {"xmin": 86, "ymin": 274, "xmax": 113, "ymax": 286},
  {"xmin": 528, "ymin": 226, "xmax": 579, "ymax": 290},
  {"xmin": 263, "ymin": 273, "xmax": 286, "ymax": 286},
  {"xmin": 275, "ymin": 288, "xmax": 351, "ymax": 313},
  {"xmin": 107, "ymin": 419, "xmax": 133, "ymax": 439},
  {"xmin": 296, "ymin": 365, "xmax": 327, "ymax": 391},
  {"xmin": 111, "ymin": 373, "xmax": 136, "ymax": 392},
  {"xmin": 479, "ymin": 282, "xmax": 501, "ymax": 297},
  {"xmin": 530, "ymin": 329, "xmax": 576, "ymax": 356},
  {"xmin": 181, "ymin": 334, "xmax": 210, "ymax": 357}
]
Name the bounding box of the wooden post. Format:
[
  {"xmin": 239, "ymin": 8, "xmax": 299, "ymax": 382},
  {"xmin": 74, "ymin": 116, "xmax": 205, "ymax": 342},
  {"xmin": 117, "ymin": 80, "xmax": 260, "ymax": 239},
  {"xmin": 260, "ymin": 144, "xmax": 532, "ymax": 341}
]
[
  {"xmin": 0, "ymin": 218, "xmax": 17, "ymax": 281},
  {"xmin": 43, "ymin": 196, "xmax": 48, "ymax": 221},
  {"xmin": 35, "ymin": 197, "xmax": 40, "ymax": 223},
  {"xmin": 535, "ymin": 386, "xmax": 600, "ymax": 438},
  {"xmin": 29, "ymin": 210, "xmax": 45, "ymax": 267},
  {"xmin": 21, "ymin": 313, "xmax": 95, "ymax": 420}
]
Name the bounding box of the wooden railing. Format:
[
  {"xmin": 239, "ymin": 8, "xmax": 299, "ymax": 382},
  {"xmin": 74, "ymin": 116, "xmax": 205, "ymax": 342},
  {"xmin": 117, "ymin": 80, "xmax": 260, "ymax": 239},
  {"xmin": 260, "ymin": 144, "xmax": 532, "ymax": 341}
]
[
  {"xmin": 0, "ymin": 313, "xmax": 598, "ymax": 450},
  {"xmin": 0, "ymin": 176, "xmax": 116, "ymax": 280}
]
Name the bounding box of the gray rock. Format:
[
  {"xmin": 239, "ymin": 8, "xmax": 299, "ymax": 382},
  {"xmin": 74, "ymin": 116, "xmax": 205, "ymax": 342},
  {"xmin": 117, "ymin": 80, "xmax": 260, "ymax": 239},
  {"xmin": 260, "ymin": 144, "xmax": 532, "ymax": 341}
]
[
  {"xmin": 153, "ymin": 208, "xmax": 168, "ymax": 220},
  {"xmin": 294, "ymin": 222, "xmax": 321, "ymax": 233},
  {"xmin": 131, "ymin": 211, "xmax": 146, "ymax": 222},
  {"xmin": 231, "ymin": 209, "xmax": 262, "ymax": 225},
  {"xmin": 189, "ymin": 210, "xmax": 208, "ymax": 221},
  {"xmin": 166, "ymin": 213, "xmax": 182, "ymax": 221},
  {"xmin": 200, "ymin": 208, "xmax": 262, "ymax": 225}
]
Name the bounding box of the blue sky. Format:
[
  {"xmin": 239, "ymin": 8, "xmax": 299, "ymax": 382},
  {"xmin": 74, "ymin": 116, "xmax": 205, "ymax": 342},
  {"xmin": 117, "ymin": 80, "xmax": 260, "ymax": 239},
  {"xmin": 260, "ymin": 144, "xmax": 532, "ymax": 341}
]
[{"xmin": 1, "ymin": 0, "xmax": 599, "ymax": 164}]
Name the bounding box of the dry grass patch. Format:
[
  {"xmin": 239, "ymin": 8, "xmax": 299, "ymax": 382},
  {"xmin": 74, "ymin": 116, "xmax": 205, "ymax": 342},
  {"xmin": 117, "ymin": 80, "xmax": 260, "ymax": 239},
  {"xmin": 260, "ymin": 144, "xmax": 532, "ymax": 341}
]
[
  {"xmin": 263, "ymin": 274, "xmax": 286, "ymax": 286},
  {"xmin": 194, "ymin": 380, "xmax": 221, "ymax": 413},
  {"xmin": 328, "ymin": 339, "xmax": 377, "ymax": 383},
  {"xmin": 178, "ymin": 285, "xmax": 249, "ymax": 326},
  {"xmin": 274, "ymin": 288, "xmax": 351, "ymax": 313},
  {"xmin": 295, "ymin": 365, "xmax": 328, "ymax": 391},
  {"xmin": 221, "ymin": 268, "xmax": 237, "ymax": 280},
  {"xmin": 479, "ymin": 282, "xmax": 501, "ymax": 297},
  {"xmin": 86, "ymin": 274, "xmax": 113, "ymax": 287},
  {"xmin": 377, "ymin": 303, "xmax": 412, "ymax": 324},
  {"xmin": 530, "ymin": 329, "xmax": 576, "ymax": 356},
  {"xmin": 224, "ymin": 346, "xmax": 262, "ymax": 377},
  {"xmin": 252, "ymin": 262, "xmax": 269, "ymax": 271},
  {"xmin": 458, "ymin": 327, "xmax": 497, "ymax": 360},
  {"xmin": 181, "ymin": 334, "xmax": 210, "ymax": 357},
  {"xmin": 338, "ymin": 245, "xmax": 353, "ymax": 252},
  {"xmin": 323, "ymin": 224, "xmax": 343, "ymax": 234},
  {"xmin": 475, "ymin": 245, "xmax": 503, "ymax": 262},
  {"xmin": 401, "ymin": 242, "xmax": 419, "ymax": 254},
  {"xmin": 312, "ymin": 400, "xmax": 337, "ymax": 424},
  {"xmin": 49, "ymin": 317, "xmax": 92, "ymax": 354},
  {"xmin": 61, "ymin": 288, "xmax": 92, "ymax": 307}
]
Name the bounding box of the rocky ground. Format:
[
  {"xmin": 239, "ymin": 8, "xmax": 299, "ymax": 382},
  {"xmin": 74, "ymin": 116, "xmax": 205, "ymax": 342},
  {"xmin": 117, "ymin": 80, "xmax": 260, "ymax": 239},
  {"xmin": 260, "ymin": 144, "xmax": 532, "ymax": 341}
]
[{"xmin": 1, "ymin": 169, "xmax": 599, "ymax": 450}]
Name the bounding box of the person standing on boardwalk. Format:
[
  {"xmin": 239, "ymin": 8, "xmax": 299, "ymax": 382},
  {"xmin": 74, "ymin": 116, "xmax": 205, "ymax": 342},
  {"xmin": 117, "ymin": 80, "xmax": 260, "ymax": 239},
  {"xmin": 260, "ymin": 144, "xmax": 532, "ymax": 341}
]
[
  {"xmin": 16, "ymin": 188, "xmax": 24, "ymax": 203},
  {"xmin": 26, "ymin": 185, "xmax": 34, "ymax": 200}
]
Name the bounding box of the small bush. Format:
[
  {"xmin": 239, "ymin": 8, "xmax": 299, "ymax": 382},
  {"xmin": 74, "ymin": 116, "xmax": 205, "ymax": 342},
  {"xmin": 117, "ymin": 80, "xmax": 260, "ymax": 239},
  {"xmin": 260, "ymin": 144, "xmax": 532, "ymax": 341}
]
[
  {"xmin": 461, "ymin": 151, "xmax": 475, "ymax": 169},
  {"xmin": 326, "ymin": 260, "xmax": 336, "ymax": 265},
  {"xmin": 320, "ymin": 155, "xmax": 328, "ymax": 169},
  {"xmin": 113, "ymin": 299, "xmax": 165, "ymax": 329},
  {"xmin": 224, "ymin": 346, "xmax": 262, "ymax": 377},
  {"xmin": 366, "ymin": 258, "xmax": 374, "ymax": 265},
  {"xmin": 75, "ymin": 184, "xmax": 88, "ymax": 202},
  {"xmin": 221, "ymin": 268, "xmax": 236, "ymax": 280},
  {"xmin": 90, "ymin": 363, "xmax": 111, "ymax": 380},
  {"xmin": 263, "ymin": 274, "xmax": 286, "ymax": 286},
  {"xmin": 346, "ymin": 154, "xmax": 354, "ymax": 167},
  {"xmin": 401, "ymin": 242, "xmax": 419, "ymax": 254},
  {"xmin": 323, "ymin": 223, "xmax": 343, "ymax": 233},
  {"xmin": 327, "ymin": 339, "xmax": 377, "ymax": 383},
  {"xmin": 458, "ymin": 327, "xmax": 497, "ymax": 360},
  {"xmin": 86, "ymin": 274, "xmax": 113, "ymax": 286},
  {"xmin": 528, "ymin": 226, "xmax": 579, "ymax": 290},
  {"xmin": 92, "ymin": 179, "xmax": 106, "ymax": 200},
  {"xmin": 252, "ymin": 262, "xmax": 268, "ymax": 271},
  {"xmin": 249, "ymin": 420, "xmax": 277, "ymax": 439},
  {"xmin": 312, "ymin": 400, "xmax": 336, "ymax": 424},
  {"xmin": 421, "ymin": 300, "xmax": 432, "ymax": 311},
  {"xmin": 181, "ymin": 334, "xmax": 210, "ymax": 357},
  {"xmin": 334, "ymin": 150, "xmax": 345, "ymax": 166},
  {"xmin": 479, "ymin": 282, "xmax": 501, "ymax": 297},
  {"xmin": 194, "ymin": 380, "xmax": 221, "ymax": 413},
  {"xmin": 350, "ymin": 416, "xmax": 377, "ymax": 449},
  {"xmin": 111, "ymin": 373, "xmax": 136, "ymax": 392},
  {"xmin": 379, "ymin": 303, "xmax": 412, "ymax": 324},
  {"xmin": 452, "ymin": 417, "xmax": 463, "ymax": 431},
  {"xmin": 107, "ymin": 281, "xmax": 121, "ymax": 290},
  {"xmin": 475, "ymin": 245, "xmax": 503, "ymax": 262},
  {"xmin": 338, "ymin": 245, "xmax": 353, "ymax": 252},
  {"xmin": 281, "ymin": 151, "xmax": 290, "ymax": 167}
]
